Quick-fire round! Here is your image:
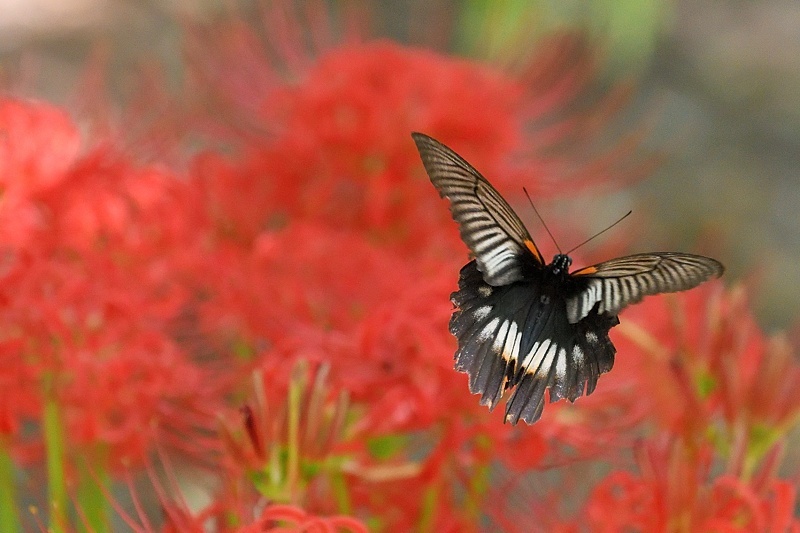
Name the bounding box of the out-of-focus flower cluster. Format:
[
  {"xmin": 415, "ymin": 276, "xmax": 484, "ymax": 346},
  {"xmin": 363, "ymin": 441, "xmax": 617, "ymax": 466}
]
[{"xmin": 1, "ymin": 3, "xmax": 797, "ymax": 532}]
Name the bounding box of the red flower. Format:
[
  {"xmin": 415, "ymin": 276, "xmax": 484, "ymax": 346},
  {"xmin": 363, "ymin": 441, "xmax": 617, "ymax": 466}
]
[
  {"xmin": 0, "ymin": 98, "xmax": 225, "ymax": 468},
  {"xmin": 0, "ymin": 98, "xmax": 83, "ymax": 446},
  {"xmin": 255, "ymin": 504, "xmax": 367, "ymax": 533},
  {"xmin": 612, "ymin": 283, "xmax": 800, "ymax": 468},
  {"xmin": 578, "ymin": 439, "xmax": 800, "ymax": 532},
  {"xmin": 172, "ymin": 14, "xmax": 673, "ymax": 528},
  {"xmin": 0, "ymin": 99, "xmax": 79, "ymax": 250},
  {"xmin": 0, "ymin": 99, "xmax": 79, "ymax": 194},
  {"xmin": 8, "ymin": 3, "xmax": 797, "ymax": 531},
  {"xmin": 186, "ymin": 25, "xmax": 652, "ymax": 249}
]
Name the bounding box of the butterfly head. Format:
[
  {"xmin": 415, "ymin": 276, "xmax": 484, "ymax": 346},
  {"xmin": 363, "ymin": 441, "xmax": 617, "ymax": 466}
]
[{"xmin": 550, "ymin": 254, "xmax": 572, "ymax": 276}]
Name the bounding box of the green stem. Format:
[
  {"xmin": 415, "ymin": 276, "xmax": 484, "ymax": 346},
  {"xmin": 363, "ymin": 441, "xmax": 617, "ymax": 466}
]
[
  {"xmin": 77, "ymin": 449, "xmax": 109, "ymax": 533},
  {"xmin": 287, "ymin": 372, "xmax": 302, "ymax": 503},
  {"xmin": 464, "ymin": 462, "xmax": 490, "ymax": 521},
  {"xmin": 418, "ymin": 482, "xmax": 438, "ymax": 533},
  {"xmin": 329, "ymin": 470, "xmax": 351, "ymax": 515},
  {"xmin": 43, "ymin": 386, "xmax": 67, "ymax": 533},
  {"xmin": 0, "ymin": 437, "xmax": 21, "ymax": 532}
]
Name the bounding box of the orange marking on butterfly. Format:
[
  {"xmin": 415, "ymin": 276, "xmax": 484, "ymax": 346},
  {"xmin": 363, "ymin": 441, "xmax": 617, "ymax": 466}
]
[
  {"xmin": 572, "ymin": 265, "xmax": 598, "ymax": 276},
  {"xmin": 524, "ymin": 239, "xmax": 543, "ymax": 263}
]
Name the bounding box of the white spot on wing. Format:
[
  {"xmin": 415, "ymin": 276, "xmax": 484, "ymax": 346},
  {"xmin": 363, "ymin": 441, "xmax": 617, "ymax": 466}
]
[
  {"xmin": 492, "ymin": 320, "xmax": 510, "ymax": 351},
  {"xmin": 555, "ymin": 347, "xmax": 567, "ymax": 380},
  {"xmin": 478, "ymin": 286, "xmax": 492, "ymax": 297},
  {"xmin": 473, "ymin": 305, "xmax": 492, "ymax": 321},
  {"xmin": 509, "ymin": 331, "xmax": 521, "ymax": 363},
  {"xmin": 478, "ymin": 317, "xmax": 500, "ymax": 342},
  {"xmin": 572, "ymin": 345, "xmax": 584, "ymax": 366}
]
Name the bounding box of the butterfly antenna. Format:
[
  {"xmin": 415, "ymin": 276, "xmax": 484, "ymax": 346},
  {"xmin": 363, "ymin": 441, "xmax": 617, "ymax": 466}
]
[
  {"xmin": 523, "ymin": 187, "xmax": 562, "ymax": 254},
  {"xmin": 564, "ymin": 210, "xmax": 633, "ymax": 256}
]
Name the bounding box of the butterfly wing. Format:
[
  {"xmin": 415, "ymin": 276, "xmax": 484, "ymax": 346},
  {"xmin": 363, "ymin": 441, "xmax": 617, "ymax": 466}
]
[
  {"xmin": 412, "ymin": 132, "xmax": 544, "ymax": 285},
  {"xmin": 566, "ymin": 252, "xmax": 724, "ymax": 323},
  {"xmin": 450, "ymin": 261, "xmax": 619, "ymax": 424}
]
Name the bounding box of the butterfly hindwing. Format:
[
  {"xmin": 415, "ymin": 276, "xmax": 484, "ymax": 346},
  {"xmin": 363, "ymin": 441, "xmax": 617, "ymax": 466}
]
[
  {"xmin": 412, "ymin": 132, "xmax": 544, "ymax": 285},
  {"xmin": 451, "ymin": 261, "xmax": 619, "ymax": 424},
  {"xmin": 566, "ymin": 252, "xmax": 725, "ymax": 323}
]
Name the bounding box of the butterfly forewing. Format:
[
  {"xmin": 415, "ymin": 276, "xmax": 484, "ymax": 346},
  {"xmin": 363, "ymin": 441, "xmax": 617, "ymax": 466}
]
[
  {"xmin": 567, "ymin": 253, "xmax": 724, "ymax": 323},
  {"xmin": 412, "ymin": 132, "xmax": 544, "ymax": 285}
]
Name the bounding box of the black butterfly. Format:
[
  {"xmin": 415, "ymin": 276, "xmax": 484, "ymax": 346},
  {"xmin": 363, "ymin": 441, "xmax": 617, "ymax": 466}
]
[{"xmin": 411, "ymin": 132, "xmax": 724, "ymax": 425}]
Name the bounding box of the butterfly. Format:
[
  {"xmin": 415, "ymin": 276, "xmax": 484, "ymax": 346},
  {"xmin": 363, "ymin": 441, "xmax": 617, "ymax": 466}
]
[{"xmin": 411, "ymin": 132, "xmax": 724, "ymax": 425}]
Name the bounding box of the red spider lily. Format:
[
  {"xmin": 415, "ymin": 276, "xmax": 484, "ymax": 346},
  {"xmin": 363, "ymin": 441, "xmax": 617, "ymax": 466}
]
[
  {"xmin": 219, "ymin": 365, "xmax": 356, "ymax": 499},
  {"xmin": 198, "ymin": 222, "xmax": 443, "ymax": 336},
  {"xmin": 167, "ymin": 8, "xmax": 697, "ymax": 528},
  {"xmin": 254, "ymin": 504, "xmax": 367, "ymax": 533},
  {"xmin": 200, "ymin": 223, "xmax": 655, "ymax": 526},
  {"xmin": 0, "ymin": 98, "xmax": 226, "ymax": 470},
  {"xmin": 183, "ymin": 9, "xmax": 655, "ymax": 249},
  {"xmin": 183, "ymin": 1, "xmax": 657, "ymax": 437},
  {"xmin": 200, "ymin": 364, "xmax": 377, "ymax": 532},
  {"xmin": 578, "ymin": 439, "xmax": 800, "ymax": 532},
  {"xmin": 187, "ymin": 40, "xmax": 527, "ymax": 250},
  {"xmin": 0, "ymin": 99, "xmax": 79, "ymax": 251},
  {"xmin": 4, "ymin": 1, "xmax": 799, "ymax": 529},
  {"xmin": 199, "ymin": 221, "xmax": 641, "ymax": 465},
  {"xmin": 0, "ymin": 98, "xmax": 82, "ymax": 446},
  {"xmin": 488, "ymin": 438, "xmax": 799, "ymax": 533},
  {"xmin": 526, "ymin": 282, "xmax": 800, "ymax": 531},
  {"xmin": 94, "ymin": 443, "xmax": 369, "ymax": 533},
  {"xmin": 0, "ymin": 99, "xmax": 80, "ymax": 194},
  {"xmin": 614, "ymin": 283, "xmax": 800, "ymax": 473}
]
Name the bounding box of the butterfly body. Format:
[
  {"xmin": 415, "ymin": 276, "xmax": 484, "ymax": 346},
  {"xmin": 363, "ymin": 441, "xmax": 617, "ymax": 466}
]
[
  {"xmin": 451, "ymin": 256, "xmax": 618, "ymax": 424},
  {"xmin": 411, "ymin": 132, "xmax": 723, "ymax": 424}
]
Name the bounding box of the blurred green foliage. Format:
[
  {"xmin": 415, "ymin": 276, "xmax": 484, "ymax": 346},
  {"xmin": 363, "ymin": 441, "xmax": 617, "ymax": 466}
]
[{"xmin": 456, "ymin": 0, "xmax": 669, "ymax": 73}]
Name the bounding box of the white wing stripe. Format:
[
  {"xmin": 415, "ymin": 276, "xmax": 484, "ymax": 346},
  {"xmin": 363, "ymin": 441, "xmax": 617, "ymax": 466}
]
[
  {"xmin": 412, "ymin": 133, "xmax": 542, "ymax": 286},
  {"xmin": 521, "ymin": 339, "xmax": 548, "ymax": 371},
  {"xmin": 478, "ymin": 317, "xmax": 500, "ymax": 342},
  {"xmin": 568, "ymin": 253, "xmax": 723, "ymax": 322},
  {"xmin": 554, "ymin": 348, "xmax": 567, "ymax": 381},
  {"xmin": 492, "ymin": 320, "xmax": 511, "ymax": 352},
  {"xmin": 469, "ymin": 229, "xmax": 505, "ymax": 245},
  {"xmin": 502, "ymin": 321, "xmax": 520, "ymax": 361},
  {"xmin": 536, "ymin": 342, "xmax": 559, "ymax": 380}
]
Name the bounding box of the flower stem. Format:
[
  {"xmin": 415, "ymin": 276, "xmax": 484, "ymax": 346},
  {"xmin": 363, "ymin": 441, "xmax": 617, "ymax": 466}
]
[
  {"xmin": 0, "ymin": 437, "xmax": 21, "ymax": 532},
  {"xmin": 465, "ymin": 462, "xmax": 490, "ymax": 521},
  {"xmin": 418, "ymin": 482, "xmax": 438, "ymax": 533},
  {"xmin": 43, "ymin": 381, "xmax": 67, "ymax": 533},
  {"xmin": 287, "ymin": 367, "xmax": 303, "ymax": 503},
  {"xmin": 77, "ymin": 449, "xmax": 109, "ymax": 533},
  {"xmin": 330, "ymin": 470, "xmax": 352, "ymax": 515}
]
